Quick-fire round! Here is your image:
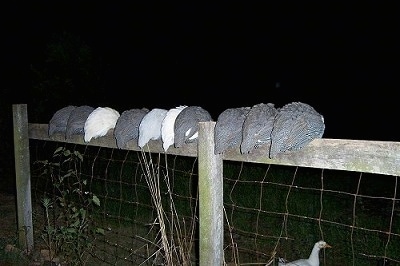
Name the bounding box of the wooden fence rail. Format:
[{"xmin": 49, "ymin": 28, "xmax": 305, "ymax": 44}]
[{"xmin": 13, "ymin": 104, "xmax": 400, "ymax": 265}]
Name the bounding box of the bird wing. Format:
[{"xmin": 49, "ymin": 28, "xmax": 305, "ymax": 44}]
[
  {"xmin": 241, "ymin": 103, "xmax": 277, "ymax": 154},
  {"xmin": 138, "ymin": 108, "xmax": 168, "ymax": 148},
  {"xmin": 270, "ymin": 102, "xmax": 324, "ymax": 158},
  {"xmin": 214, "ymin": 107, "xmax": 250, "ymax": 154},
  {"xmin": 66, "ymin": 105, "xmax": 94, "ymax": 139},
  {"xmin": 161, "ymin": 105, "xmax": 187, "ymax": 151},
  {"xmin": 114, "ymin": 108, "xmax": 149, "ymax": 149},
  {"xmin": 48, "ymin": 105, "xmax": 77, "ymax": 138},
  {"xmin": 84, "ymin": 107, "xmax": 120, "ymax": 142},
  {"xmin": 173, "ymin": 106, "xmax": 212, "ymax": 148}
]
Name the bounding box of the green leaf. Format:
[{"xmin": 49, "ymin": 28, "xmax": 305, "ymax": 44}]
[
  {"xmin": 95, "ymin": 228, "xmax": 105, "ymax": 235},
  {"xmin": 66, "ymin": 228, "xmax": 76, "ymax": 233},
  {"xmin": 74, "ymin": 151, "xmax": 84, "ymax": 162},
  {"xmin": 92, "ymin": 195, "xmax": 100, "ymax": 206},
  {"xmin": 63, "ymin": 149, "xmax": 71, "ymax": 157},
  {"xmin": 54, "ymin": 147, "xmax": 64, "ymax": 154}
]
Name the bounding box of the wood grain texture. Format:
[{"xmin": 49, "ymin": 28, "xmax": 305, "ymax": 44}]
[{"xmin": 29, "ymin": 123, "xmax": 400, "ymax": 176}]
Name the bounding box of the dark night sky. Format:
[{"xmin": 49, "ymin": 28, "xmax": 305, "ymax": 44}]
[{"xmin": 3, "ymin": 2, "xmax": 399, "ymax": 141}]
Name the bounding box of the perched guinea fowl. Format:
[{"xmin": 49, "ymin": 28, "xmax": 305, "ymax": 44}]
[
  {"xmin": 114, "ymin": 108, "xmax": 149, "ymax": 149},
  {"xmin": 214, "ymin": 107, "xmax": 251, "ymax": 155},
  {"xmin": 269, "ymin": 102, "xmax": 325, "ymax": 159},
  {"xmin": 240, "ymin": 103, "xmax": 278, "ymax": 154},
  {"xmin": 138, "ymin": 108, "xmax": 168, "ymax": 148},
  {"xmin": 48, "ymin": 105, "xmax": 77, "ymax": 139},
  {"xmin": 161, "ymin": 105, "xmax": 188, "ymax": 152},
  {"xmin": 278, "ymin": 240, "xmax": 331, "ymax": 266},
  {"xmin": 65, "ymin": 105, "xmax": 95, "ymax": 140},
  {"xmin": 84, "ymin": 107, "xmax": 120, "ymax": 143},
  {"xmin": 174, "ymin": 106, "xmax": 213, "ymax": 148}
]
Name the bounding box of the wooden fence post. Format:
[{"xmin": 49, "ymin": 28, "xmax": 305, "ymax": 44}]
[
  {"xmin": 198, "ymin": 121, "xmax": 224, "ymax": 265},
  {"xmin": 12, "ymin": 104, "xmax": 34, "ymax": 252}
]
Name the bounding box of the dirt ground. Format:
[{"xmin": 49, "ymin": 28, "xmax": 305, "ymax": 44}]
[
  {"xmin": 0, "ymin": 192, "xmax": 43, "ymax": 265},
  {"xmin": 0, "ymin": 191, "xmax": 29, "ymax": 265},
  {"xmin": 0, "ymin": 192, "xmax": 166, "ymax": 265},
  {"xmin": 0, "ymin": 192, "xmax": 17, "ymax": 240}
]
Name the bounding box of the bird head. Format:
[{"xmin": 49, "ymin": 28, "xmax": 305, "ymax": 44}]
[{"xmin": 317, "ymin": 240, "xmax": 332, "ymax": 249}]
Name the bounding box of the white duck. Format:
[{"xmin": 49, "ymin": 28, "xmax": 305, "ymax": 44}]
[{"xmin": 278, "ymin": 240, "xmax": 331, "ymax": 266}]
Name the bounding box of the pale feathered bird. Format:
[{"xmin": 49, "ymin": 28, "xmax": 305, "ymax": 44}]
[
  {"xmin": 161, "ymin": 105, "xmax": 188, "ymax": 152},
  {"xmin": 269, "ymin": 102, "xmax": 325, "ymax": 159},
  {"xmin": 138, "ymin": 108, "xmax": 168, "ymax": 148},
  {"xmin": 84, "ymin": 107, "xmax": 120, "ymax": 142},
  {"xmin": 113, "ymin": 108, "xmax": 149, "ymax": 149},
  {"xmin": 278, "ymin": 240, "xmax": 331, "ymax": 266},
  {"xmin": 173, "ymin": 106, "xmax": 213, "ymax": 148},
  {"xmin": 65, "ymin": 105, "xmax": 95, "ymax": 140},
  {"xmin": 48, "ymin": 105, "xmax": 77, "ymax": 138},
  {"xmin": 240, "ymin": 103, "xmax": 278, "ymax": 154},
  {"xmin": 214, "ymin": 107, "xmax": 251, "ymax": 154}
]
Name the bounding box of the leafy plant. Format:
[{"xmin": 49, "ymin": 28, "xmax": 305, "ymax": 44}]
[{"xmin": 35, "ymin": 147, "xmax": 104, "ymax": 265}]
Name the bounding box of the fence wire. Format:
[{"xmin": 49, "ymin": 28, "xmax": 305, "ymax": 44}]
[{"xmin": 29, "ymin": 139, "xmax": 399, "ymax": 265}]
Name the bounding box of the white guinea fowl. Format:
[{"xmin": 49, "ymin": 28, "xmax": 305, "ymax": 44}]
[
  {"xmin": 161, "ymin": 105, "xmax": 188, "ymax": 152},
  {"xmin": 138, "ymin": 108, "xmax": 168, "ymax": 148},
  {"xmin": 278, "ymin": 240, "xmax": 331, "ymax": 266},
  {"xmin": 84, "ymin": 107, "xmax": 120, "ymax": 142}
]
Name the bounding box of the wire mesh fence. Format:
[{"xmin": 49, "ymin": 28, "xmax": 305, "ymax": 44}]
[{"xmin": 28, "ymin": 139, "xmax": 399, "ymax": 265}]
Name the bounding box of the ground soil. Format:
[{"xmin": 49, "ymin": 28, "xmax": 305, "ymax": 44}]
[
  {"xmin": 0, "ymin": 192, "xmax": 17, "ymax": 241},
  {"xmin": 0, "ymin": 192, "xmax": 42, "ymax": 265}
]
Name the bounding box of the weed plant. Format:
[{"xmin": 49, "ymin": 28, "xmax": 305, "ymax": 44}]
[{"xmin": 35, "ymin": 147, "xmax": 104, "ymax": 265}]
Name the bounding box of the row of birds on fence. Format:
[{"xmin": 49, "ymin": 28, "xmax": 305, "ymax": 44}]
[{"xmin": 48, "ymin": 101, "xmax": 325, "ymax": 158}]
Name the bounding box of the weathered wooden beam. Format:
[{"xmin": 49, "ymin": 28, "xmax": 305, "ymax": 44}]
[
  {"xmin": 29, "ymin": 123, "xmax": 400, "ymax": 176},
  {"xmin": 28, "ymin": 123, "xmax": 197, "ymax": 157}
]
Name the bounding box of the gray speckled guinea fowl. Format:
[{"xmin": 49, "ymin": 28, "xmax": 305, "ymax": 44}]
[
  {"xmin": 114, "ymin": 108, "xmax": 149, "ymax": 149},
  {"xmin": 269, "ymin": 102, "xmax": 325, "ymax": 159},
  {"xmin": 214, "ymin": 107, "xmax": 251, "ymax": 155},
  {"xmin": 240, "ymin": 103, "xmax": 278, "ymax": 154},
  {"xmin": 65, "ymin": 105, "xmax": 95, "ymax": 140},
  {"xmin": 48, "ymin": 105, "xmax": 77, "ymax": 139},
  {"xmin": 173, "ymin": 106, "xmax": 213, "ymax": 148}
]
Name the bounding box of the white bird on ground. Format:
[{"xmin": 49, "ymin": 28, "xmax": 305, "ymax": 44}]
[
  {"xmin": 278, "ymin": 240, "xmax": 331, "ymax": 266},
  {"xmin": 114, "ymin": 108, "xmax": 149, "ymax": 149},
  {"xmin": 84, "ymin": 107, "xmax": 120, "ymax": 142},
  {"xmin": 138, "ymin": 108, "xmax": 168, "ymax": 148},
  {"xmin": 66, "ymin": 105, "xmax": 95, "ymax": 140},
  {"xmin": 48, "ymin": 105, "xmax": 77, "ymax": 139},
  {"xmin": 161, "ymin": 105, "xmax": 187, "ymax": 152}
]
